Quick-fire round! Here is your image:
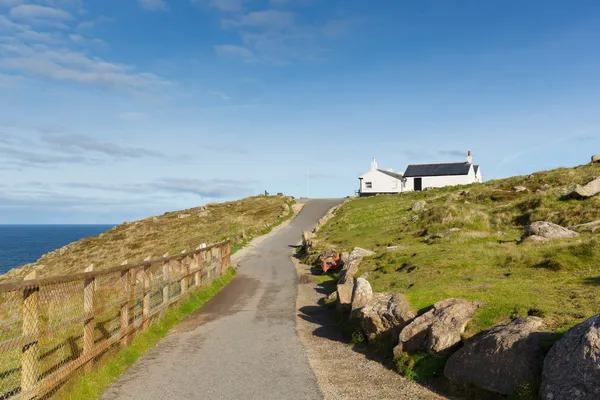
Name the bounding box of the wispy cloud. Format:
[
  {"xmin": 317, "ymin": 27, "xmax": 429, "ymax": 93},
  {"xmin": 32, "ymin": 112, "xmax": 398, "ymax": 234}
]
[
  {"xmin": 68, "ymin": 33, "xmax": 106, "ymax": 47},
  {"xmin": 138, "ymin": 0, "xmax": 168, "ymax": 12},
  {"xmin": 119, "ymin": 112, "xmax": 149, "ymax": 120},
  {"xmin": 9, "ymin": 4, "xmax": 73, "ymax": 28},
  {"xmin": 192, "ymin": 0, "xmax": 244, "ymax": 12},
  {"xmin": 214, "ymin": 44, "xmax": 257, "ymax": 62},
  {"xmin": 207, "ymin": 90, "xmax": 231, "ymax": 100},
  {"xmin": 214, "ymin": 7, "xmax": 357, "ymax": 65},
  {"xmin": 42, "ymin": 133, "xmax": 163, "ymax": 158},
  {"xmin": 439, "ymin": 150, "xmax": 467, "ymax": 158},
  {"xmin": 0, "ymin": 42, "xmax": 172, "ymax": 91}
]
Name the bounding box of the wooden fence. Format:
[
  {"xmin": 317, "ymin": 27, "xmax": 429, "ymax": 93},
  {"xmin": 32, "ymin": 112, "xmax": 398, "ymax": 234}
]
[{"xmin": 0, "ymin": 240, "xmax": 231, "ymax": 400}]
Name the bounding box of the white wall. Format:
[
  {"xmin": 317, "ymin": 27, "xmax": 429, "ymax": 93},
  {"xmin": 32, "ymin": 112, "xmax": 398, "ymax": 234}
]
[
  {"xmin": 404, "ymin": 165, "xmax": 478, "ymax": 191},
  {"xmin": 475, "ymin": 168, "xmax": 483, "ymax": 183},
  {"xmin": 359, "ymin": 170, "xmax": 404, "ymax": 195}
]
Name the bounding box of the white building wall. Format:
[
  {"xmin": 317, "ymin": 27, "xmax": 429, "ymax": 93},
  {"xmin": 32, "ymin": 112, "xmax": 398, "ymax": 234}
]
[
  {"xmin": 359, "ymin": 170, "xmax": 403, "ymax": 195},
  {"xmin": 405, "ymin": 166, "xmax": 477, "ymax": 191}
]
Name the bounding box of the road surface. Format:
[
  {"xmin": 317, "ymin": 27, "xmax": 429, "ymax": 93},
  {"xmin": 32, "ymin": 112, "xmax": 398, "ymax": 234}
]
[{"xmin": 101, "ymin": 199, "xmax": 343, "ymax": 400}]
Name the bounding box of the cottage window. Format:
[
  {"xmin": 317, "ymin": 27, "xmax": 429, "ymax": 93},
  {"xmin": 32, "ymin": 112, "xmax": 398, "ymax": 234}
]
[
  {"xmin": 392, "ymin": 180, "xmax": 398, "ymax": 189},
  {"xmin": 365, "ymin": 182, "xmax": 372, "ymax": 189}
]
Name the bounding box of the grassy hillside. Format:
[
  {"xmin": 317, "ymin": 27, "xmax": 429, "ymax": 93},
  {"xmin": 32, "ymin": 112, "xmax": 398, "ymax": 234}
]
[
  {"xmin": 312, "ymin": 162, "xmax": 600, "ymax": 335},
  {"xmin": 1, "ymin": 196, "xmax": 293, "ymax": 282}
]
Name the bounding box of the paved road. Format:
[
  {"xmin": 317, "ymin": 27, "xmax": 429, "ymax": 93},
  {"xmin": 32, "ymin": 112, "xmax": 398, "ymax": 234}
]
[{"xmin": 101, "ymin": 199, "xmax": 343, "ymax": 400}]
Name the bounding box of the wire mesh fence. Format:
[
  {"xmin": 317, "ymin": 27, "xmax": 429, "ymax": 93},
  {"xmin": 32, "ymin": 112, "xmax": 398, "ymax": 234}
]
[{"xmin": 0, "ymin": 240, "xmax": 231, "ymax": 400}]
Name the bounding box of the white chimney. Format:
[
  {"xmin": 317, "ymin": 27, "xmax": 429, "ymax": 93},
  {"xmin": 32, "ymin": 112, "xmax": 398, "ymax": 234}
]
[
  {"xmin": 371, "ymin": 158, "xmax": 378, "ymax": 171},
  {"xmin": 467, "ymin": 151, "xmax": 473, "ymax": 164}
]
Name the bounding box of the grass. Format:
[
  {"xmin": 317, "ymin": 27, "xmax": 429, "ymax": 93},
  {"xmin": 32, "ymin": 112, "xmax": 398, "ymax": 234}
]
[
  {"xmin": 1, "ymin": 196, "xmax": 294, "ymax": 282},
  {"xmin": 54, "ymin": 268, "xmax": 236, "ymax": 400},
  {"xmin": 395, "ymin": 352, "xmax": 446, "ymax": 383},
  {"xmin": 310, "ymin": 162, "xmax": 600, "ymax": 336}
]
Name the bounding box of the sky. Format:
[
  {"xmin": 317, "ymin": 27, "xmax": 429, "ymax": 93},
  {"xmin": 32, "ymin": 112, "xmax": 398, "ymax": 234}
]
[{"xmin": 0, "ymin": 0, "xmax": 599, "ymax": 224}]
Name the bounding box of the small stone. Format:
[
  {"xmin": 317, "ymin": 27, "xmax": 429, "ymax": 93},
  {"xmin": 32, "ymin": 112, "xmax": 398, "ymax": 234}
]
[
  {"xmin": 512, "ymin": 186, "xmax": 528, "ymax": 192},
  {"xmin": 412, "ymin": 200, "xmax": 427, "ymax": 211}
]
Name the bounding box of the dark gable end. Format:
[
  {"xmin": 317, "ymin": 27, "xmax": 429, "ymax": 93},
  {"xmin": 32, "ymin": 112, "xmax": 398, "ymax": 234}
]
[
  {"xmin": 474, "ymin": 165, "xmax": 480, "ymax": 174},
  {"xmin": 404, "ymin": 162, "xmax": 472, "ymax": 177}
]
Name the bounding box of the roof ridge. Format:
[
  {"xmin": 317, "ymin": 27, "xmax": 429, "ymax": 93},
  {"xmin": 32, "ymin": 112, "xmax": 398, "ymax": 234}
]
[{"xmin": 407, "ymin": 162, "xmax": 469, "ymax": 166}]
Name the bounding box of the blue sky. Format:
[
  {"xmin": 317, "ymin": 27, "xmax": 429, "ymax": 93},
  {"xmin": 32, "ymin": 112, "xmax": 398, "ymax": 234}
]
[{"xmin": 0, "ymin": 0, "xmax": 599, "ymax": 223}]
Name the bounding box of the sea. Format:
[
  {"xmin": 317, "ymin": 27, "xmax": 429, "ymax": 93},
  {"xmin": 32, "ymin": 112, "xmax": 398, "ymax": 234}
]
[{"xmin": 0, "ymin": 225, "xmax": 114, "ymax": 275}]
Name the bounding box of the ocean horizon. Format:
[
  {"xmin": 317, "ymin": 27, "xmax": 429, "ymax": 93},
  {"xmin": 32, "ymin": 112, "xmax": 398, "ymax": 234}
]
[{"xmin": 0, "ymin": 224, "xmax": 115, "ymax": 275}]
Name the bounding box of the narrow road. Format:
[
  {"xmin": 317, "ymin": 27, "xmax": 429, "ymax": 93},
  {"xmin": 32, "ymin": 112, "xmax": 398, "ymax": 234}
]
[{"xmin": 101, "ymin": 199, "xmax": 343, "ymax": 400}]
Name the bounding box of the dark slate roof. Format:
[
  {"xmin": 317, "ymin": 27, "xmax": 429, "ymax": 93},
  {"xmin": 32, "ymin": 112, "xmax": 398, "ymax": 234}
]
[
  {"xmin": 404, "ymin": 162, "xmax": 472, "ymax": 177},
  {"xmin": 377, "ymin": 169, "xmax": 404, "ymax": 179},
  {"xmin": 474, "ymin": 165, "xmax": 480, "ymax": 174}
]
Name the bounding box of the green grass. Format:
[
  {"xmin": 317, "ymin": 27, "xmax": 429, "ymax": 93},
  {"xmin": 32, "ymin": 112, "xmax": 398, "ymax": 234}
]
[
  {"xmin": 2, "ymin": 196, "xmax": 293, "ymax": 281},
  {"xmin": 55, "ymin": 268, "xmax": 236, "ymax": 400},
  {"xmin": 311, "ymin": 162, "xmax": 600, "ymax": 335},
  {"xmin": 395, "ymin": 352, "xmax": 446, "ymax": 383}
]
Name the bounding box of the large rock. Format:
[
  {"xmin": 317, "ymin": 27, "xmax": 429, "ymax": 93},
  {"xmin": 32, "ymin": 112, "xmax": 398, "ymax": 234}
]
[
  {"xmin": 358, "ymin": 293, "xmax": 415, "ymax": 342},
  {"xmin": 351, "ymin": 277, "xmax": 373, "ymax": 314},
  {"xmin": 412, "ymin": 200, "xmax": 427, "ymax": 211},
  {"xmin": 525, "ymin": 221, "xmax": 579, "ymax": 239},
  {"xmin": 512, "ymin": 186, "xmax": 528, "ymax": 192},
  {"xmin": 394, "ymin": 298, "xmax": 484, "ymax": 357},
  {"xmin": 569, "ymin": 220, "xmax": 600, "ymax": 233},
  {"xmin": 592, "ymin": 155, "xmax": 600, "ymax": 163},
  {"xmin": 336, "ymin": 282, "xmax": 354, "ymax": 313},
  {"xmin": 540, "ymin": 315, "xmax": 600, "ymax": 399},
  {"xmin": 301, "ymin": 231, "xmax": 314, "ymax": 253},
  {"xmin": 444, "ymin": 317, "xmax": 545, "ymax": 395},
  {"xmin": 570, "ymin": 178, "xmax": 600, "ymax": 199},
  {"xmin": 338, "ymin": 247, "xmax": 375, "ymax": 285}
]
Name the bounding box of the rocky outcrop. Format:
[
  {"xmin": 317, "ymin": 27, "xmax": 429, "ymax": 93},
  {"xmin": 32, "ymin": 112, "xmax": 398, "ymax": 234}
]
[
  {"xmin": 336, "ymin": 283, "xmax": 354, "ymax": 313},
  {"xmin": 539, "ymin": 184, "xmax": 551, "ymax": 191},
  {"xmin": 428, "ymin": 228, "xmax": 461, "ymax": 240},
  {"xmin": 523, "ymin": 235, "xmax": 549, "ymax": 243},
  {"xmin": 570, "ymin": 178, "xmax": 600, "ymax": 199},
  {"xmin": 338, "ymin": 247, "xmax": 375, "ymax": 285},
  {"xmin": 569, "ymin": 220, "xmax": 600, "ymax": 233},
  {"xmin": 524, "ymin": 221, "xmax": 579, "ymax": 239},
  {"xmin": 592, "ymin": 155, "xmax": 600, "ymax": 163},
  {"xmin": 512, "ymin": 186, "xmax": 528, "ymax": 192},
  {"xmin": 302, "ymin": 231, "xmax": 315, "ymax": 253},
  {"xmin": 394, "ymin": 298, "xmax": 484, "ymax": 357},
  {"xmin": 444, "ymin": 317, "xmax": 546, "ymax": 395},
  {"xmin": 540, "ymin": 315, "xmax": 600, "ymax": 399},
  {"xmin": 351, "ymin": 277, "xmax": 373, "ymax": 314},
  {"xmin": 412, "ymin": 200, "xmax": 427, "ymax": 211},
  {"xmin": 358, "ymin": 293, "xmax": 415, "ymax": 342}
]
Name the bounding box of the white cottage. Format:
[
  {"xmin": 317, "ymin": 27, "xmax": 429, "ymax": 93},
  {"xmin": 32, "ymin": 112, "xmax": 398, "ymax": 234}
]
[
  {"xmin": 403, "ymin": 151, "xmax": 482, "ymax": 191},
  {"xmin": 357, "ymin": 152, "xmax": 482, "ymax": 196},
  {"xmin": 357, "ymin": 158, "xmax": 407, "ymax": 196}
]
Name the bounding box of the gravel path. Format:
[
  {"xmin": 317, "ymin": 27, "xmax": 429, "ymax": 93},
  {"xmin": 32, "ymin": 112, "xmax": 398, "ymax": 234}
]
[{"xmin": 294, "ymin": 260, "xmax": 448, "ymax": 400}]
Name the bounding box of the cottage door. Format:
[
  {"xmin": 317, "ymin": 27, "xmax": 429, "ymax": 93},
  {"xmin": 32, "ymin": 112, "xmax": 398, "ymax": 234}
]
[{"xmin": 414, "ymin": 178, "xmax": 422, "ymax": 191}]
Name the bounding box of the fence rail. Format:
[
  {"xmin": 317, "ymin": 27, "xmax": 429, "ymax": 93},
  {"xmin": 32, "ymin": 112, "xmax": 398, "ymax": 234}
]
[{"xmin": 0, "ymin": 240, "xmax": 231, "ymax": 400}]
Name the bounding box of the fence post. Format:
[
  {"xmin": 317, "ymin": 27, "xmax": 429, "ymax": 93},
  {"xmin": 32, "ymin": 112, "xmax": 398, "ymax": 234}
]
[
  {"xmin": 119, "ymin": 262, "xmax": 130, "ymax": 347},
  {"xmin": 220, "ymin": 244, "xmax": 227, "ymax": 276},
  {"xmin": 162, "ymin": 254, "xmax": 170, "ymax": 306},
  {"xmin": 227, "ymin": 241, "xmax": 231, "ymax": 269},
  {"xmin": 142, "ymin": 261, "xmax": 151, "ymax": 330},
  {"xmin": 83, "ymin": 265, "xmax": 95, "ymax": 370},
  {"xmin": 21, "ymin": 270, "xmax": 39, "ymax": 400},
  {"xmin": 180, "ymin": 251, "xmax": 189, "ymax": 296},
  {"xmin": 194, "ymin": 247, "xmax": 203, "ymax": 288}
]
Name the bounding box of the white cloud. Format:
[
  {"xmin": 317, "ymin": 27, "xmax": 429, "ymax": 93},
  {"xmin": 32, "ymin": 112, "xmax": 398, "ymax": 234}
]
[
  {"xmin": 238, "ymin": 10, "xmax": 294, "ymax": 29},
  {"xmin": 138, "ymin": 0, "xmax": 168, "ymax": 12},
  {"xmin": 207, "ymin": 90, "xmax": 231, "ymax": 100},
  {"xmin": 192, "ymin": 0, "xmax": 244, "ymax": 12},
  {"xmin": 77, "ymin": 16, "xmax": 114, "ymax": 30},
  {"xmin": 0, "ymin": 42, "xmax": 172, "ymax": 91},
  {"xmin": 0, "ymin": 0, "xmax": 25, "ymax": 7},
  {"xmin": 119, "ymin": 112, "xmax": 149, "ymax": 120},
  {"xmin": 214, "ymin": 44, "xmax": 256, "ymax": 61},
  {"xmin": 9, "ymin": 4, "xmax": 73, "ymax": 21},
  {"xmin": 69, "ymin": 33, "xmax": 106, "ymax": 47}
]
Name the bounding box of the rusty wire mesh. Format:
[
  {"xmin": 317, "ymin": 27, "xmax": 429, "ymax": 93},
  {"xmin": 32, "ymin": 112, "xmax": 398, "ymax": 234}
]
[{"xmin": 0, "ymin": 240, "xmax": 230, "ymax": 400}]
